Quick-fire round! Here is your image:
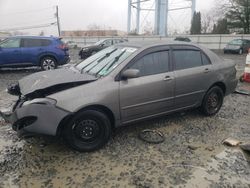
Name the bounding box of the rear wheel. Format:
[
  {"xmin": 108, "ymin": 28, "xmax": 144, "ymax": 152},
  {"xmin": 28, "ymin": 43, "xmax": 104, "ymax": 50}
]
[
  {"xmin": 201, "ymin": 86, "xmax": 224, "ymax": 116},
  {"xmin": 63, "ymin": 110, "xmax": 112, "ymax": 152},
  {"xmin": 40, "ymin": 56, "xmax": 57, "ymax": 70}
]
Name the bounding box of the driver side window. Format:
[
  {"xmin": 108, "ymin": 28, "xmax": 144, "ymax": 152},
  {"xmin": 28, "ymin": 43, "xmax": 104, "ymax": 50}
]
[
  {"xmin": 129, "ymin": 51, "xmax": 169, "ymax": 77},
  {"xmin": 0, "ymin": 38, "xmax": 20, "ymax": 48}
]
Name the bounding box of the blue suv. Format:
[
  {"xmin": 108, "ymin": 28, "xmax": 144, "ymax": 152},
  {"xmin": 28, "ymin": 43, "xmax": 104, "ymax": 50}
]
[{"xmin": 0, "ymin": 36, "xmax": 70, "ymax": 70}]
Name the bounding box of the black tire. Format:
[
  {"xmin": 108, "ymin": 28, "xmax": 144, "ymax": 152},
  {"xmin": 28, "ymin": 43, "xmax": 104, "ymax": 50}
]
[
  {"xmin": 40, "ymin": 56, "xmax": 57, "ymax": 71},
  {"xmin": 63, "ymin": 110, "xmax": 112, "ymax": 152},
  {"xmin": 201, "ymin": 86, "xmax": 224, "ymax": 116}
]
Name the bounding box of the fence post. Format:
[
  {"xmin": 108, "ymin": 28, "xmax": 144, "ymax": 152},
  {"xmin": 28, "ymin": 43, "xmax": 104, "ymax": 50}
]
[{"xmin": 219, "ymin": 35, "xmax": 222, "ymax": 50}]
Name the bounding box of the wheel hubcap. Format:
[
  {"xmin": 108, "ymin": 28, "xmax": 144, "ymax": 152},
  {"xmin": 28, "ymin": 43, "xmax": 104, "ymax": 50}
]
[
  {"xmin": 207, "ymin": 92, "xmax": 219, "ymax": 112},
  {"xmin": 74, "ymin": 119, "xmax": 100, "ymax": 141},
  {"xmin": 42, "ymin": 59, "xmax": 56, "ymax": 70}
]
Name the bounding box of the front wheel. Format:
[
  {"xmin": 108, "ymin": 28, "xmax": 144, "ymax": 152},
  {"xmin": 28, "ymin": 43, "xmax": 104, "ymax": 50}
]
[
  {"xmin": 40, "ymin": 56, "xmax": 57, "ymax": 71},
  {"xmin": 63, "ymin": 110, "xmax": 112, "ymax": 152},
  {"xmin": 201, "ymin": 86, "xmax": 224, "ymax": 116}
]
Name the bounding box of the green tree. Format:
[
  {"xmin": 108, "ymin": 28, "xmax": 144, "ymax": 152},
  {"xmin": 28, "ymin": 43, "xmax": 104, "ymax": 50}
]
[
  {"xmin": 212, "ymin": 18, "xmax": 229, "ymax": 34},
  {"xmin": 223, "ymin": 0, "xmax": 250, "ymax": 33},
  {"xmin": 191, "ymin": 11, "xmax": 201, "ymax": 34}
]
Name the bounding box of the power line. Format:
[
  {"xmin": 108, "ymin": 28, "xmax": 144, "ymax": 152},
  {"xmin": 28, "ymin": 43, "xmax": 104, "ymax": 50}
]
[
  {"xmin": 0, "ymin": 18, "xmax": 56, "ymax": 29},
  {"xmin": 140, "ymin": 1, "xmax": 155, "ymax": 31},
  {"xmin": 0, "ymin": 22, "xmax": 57, "ymax": 31},
  {"xmin": 0, "ymin": 6, "xmax": 55, "ymax": 16}
]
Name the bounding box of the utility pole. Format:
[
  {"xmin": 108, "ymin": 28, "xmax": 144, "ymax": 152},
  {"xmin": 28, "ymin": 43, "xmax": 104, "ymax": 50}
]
[
  {"xmin": 154, "ymin": 0, "xmax": 168, "ymax": 36},
  {"xmin": 191, "ymin": 0, "xmax": 196, "ymax": 20},
  {"xmin": 127, "ymin": 0, "xmax": 132, "ymax": 34},
  {"xmin": 56, "ymin": 5, "xmax": 61, "ymax": 36},
  {"xmin": 136, "ymin": 0, "xmax": 141, "ymax": 34}
]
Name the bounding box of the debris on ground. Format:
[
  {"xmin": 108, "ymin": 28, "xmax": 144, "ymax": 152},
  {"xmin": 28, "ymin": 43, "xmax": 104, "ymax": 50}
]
[
  {"xmin": 223, "ymin": 138, "xmax": 242, "ymax": 147},
  {"xmin": 187, "ymin": 145, "xmax": 200, "ymax": 150},
  {"xmin": 234, "ymin": 89, "xmax": 250, "ymax": 96},
  {"xmin": 138, "ymin": 129, "xmax": 165, "ymax": 144}
]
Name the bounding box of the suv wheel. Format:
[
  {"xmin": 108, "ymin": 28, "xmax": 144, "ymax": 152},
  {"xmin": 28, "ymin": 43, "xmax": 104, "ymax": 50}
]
[
  {"xmin": 63, "ymin": 110, "xmax": 112, "ymax": 152},
  {"xmin": 201, "ymin": 86, "xmax": 224, "ymax": 116},
  {"xmin": 41, "ymin": 56, "xmax": 57, "ymax": 70}
]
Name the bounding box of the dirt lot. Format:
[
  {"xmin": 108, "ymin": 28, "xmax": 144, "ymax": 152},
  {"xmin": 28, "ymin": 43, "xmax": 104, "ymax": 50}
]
[{"xmin": 0, "ymin": 50, "xmax": 250, "ymax": 188}]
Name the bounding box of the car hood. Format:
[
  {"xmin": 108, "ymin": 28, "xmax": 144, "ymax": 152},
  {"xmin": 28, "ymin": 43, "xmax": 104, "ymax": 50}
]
[
  {"xmin": 82, "ymin": 44, "xmax": 98, "ymax": 49},
  {"xmin": 18, "ymin": 68, "xmax": 97, "ymax": 97}
]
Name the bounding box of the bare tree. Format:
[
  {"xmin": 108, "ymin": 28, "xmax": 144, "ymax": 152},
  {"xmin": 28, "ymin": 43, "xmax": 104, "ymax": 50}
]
[
  {"xmin": 201, "ymin": 11, "xmax": 214, "ymax": 33},
  {"xmin": 87, "ymin": 24, "xmax": 101, "ymax": 30},
  {"xmin": 142, "ymin": 21, "xmax": 153, "ymax": 35}
]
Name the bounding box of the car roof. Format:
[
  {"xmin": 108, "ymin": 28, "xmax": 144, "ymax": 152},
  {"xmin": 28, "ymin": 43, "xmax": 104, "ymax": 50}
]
[
  {"xmin": 116, "ymin": 40, "xmax": 200, "ymax": 49},
  {"xmin": 115, "ymin": 40, "xmax": 221, "ymax": 64}
]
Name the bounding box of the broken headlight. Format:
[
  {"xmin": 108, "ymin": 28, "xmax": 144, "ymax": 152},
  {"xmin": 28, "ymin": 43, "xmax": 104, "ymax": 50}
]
[{"xmin": 22, "ymin": 98, "xmax": 57, "ymax": 107}]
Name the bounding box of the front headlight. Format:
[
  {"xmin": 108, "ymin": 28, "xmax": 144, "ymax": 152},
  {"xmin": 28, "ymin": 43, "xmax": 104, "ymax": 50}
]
[{"xmin": 22, "ymin": 98, "xmax": 57, "ymax": 107}]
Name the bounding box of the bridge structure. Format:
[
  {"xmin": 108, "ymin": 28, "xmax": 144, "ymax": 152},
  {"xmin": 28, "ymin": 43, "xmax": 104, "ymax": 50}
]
[{"xmin": 127, "ymin": 0, "xmax": 196, "ymax": 36}]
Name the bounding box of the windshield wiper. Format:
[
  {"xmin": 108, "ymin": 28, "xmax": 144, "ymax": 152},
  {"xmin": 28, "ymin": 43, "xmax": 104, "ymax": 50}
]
[
  {"xmin": 96, "ymin": 50, "xmax": 127, "ymax": 77},
  {"xmin": 85, "ymin": 49, "xmax": 118, "ymax": 74},
  {"xmin": 97, "ymin": 49, "xmax": 117, "ymax": 63}
]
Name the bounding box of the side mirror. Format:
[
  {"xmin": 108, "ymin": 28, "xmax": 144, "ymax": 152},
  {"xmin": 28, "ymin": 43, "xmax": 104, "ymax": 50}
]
[
  {"xmin": 121, "ymin": 69, "xmax": 140, "ymax": 80},
  {"xmin": 100, "ymin": 43, "xmax": 105, "ymax": 47}
]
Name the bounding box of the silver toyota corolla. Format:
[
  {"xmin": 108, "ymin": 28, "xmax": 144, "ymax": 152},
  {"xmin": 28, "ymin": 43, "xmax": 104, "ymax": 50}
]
[{"xmin": 0, "ymin": 41, "xmax": 238, "ymax": 151}]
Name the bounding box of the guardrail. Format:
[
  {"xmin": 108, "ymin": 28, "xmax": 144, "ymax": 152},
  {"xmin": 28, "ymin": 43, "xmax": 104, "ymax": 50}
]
[{"xmin": 62, "ymin": 34, "xmax": 250, "ymax": 49}]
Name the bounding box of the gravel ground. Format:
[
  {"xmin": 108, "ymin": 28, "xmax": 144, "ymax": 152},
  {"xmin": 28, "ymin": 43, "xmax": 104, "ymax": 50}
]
[{"xmin": 0, "ymin": 50, "xmax": 249, "ymax": 188}]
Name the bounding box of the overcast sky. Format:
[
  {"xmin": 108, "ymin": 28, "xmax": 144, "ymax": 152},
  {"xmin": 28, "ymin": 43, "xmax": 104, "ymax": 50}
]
[{"xmin": 0, "ymin": 0, "xmax": 215, "ymax": 36}]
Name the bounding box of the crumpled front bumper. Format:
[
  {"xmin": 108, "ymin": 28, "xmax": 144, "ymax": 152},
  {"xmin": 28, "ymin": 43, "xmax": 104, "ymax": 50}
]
[{"xmin": 0, "ymin": 102, "xmax": 70, "ymax": 138}]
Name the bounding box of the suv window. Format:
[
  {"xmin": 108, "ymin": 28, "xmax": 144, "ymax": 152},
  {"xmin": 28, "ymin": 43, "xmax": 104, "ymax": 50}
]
[
  {"xmin": 129, "ymin": 51, "xmax": 169, "ymax": 77},
  {"xmin": 173, "ymin": 50, "xmax": 202, "ymax": 70},
  {"xmin": 22, "ymin": 39, "xmax": 51, "ymax": 47},
  {"xmin": 0, "ymin": 38, "xmax": 20, "ymax": 48}
]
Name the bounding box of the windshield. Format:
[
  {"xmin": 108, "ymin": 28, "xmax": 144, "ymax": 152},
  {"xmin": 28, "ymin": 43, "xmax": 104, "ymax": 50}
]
[
  {"xmin": 95, "ymin": 39, "xmax": 106, "ymax": 45},
  {"xmin": 229, "ymin": 39, "xmax": 243, "ymax": 45},
  {"xmin": 76, "ymin": 46, "xmax": 137, "ymax": 77}
]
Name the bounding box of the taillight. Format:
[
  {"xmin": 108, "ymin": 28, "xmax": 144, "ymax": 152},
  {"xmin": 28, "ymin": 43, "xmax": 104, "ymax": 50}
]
[{"xmin": 57, "ymin": 44, "xmax": 68, "ymax": 50}]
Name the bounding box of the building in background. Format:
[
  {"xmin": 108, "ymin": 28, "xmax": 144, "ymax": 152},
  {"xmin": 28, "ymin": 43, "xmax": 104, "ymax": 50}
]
[
  {"xmin": 61, "ymin": 30, "xmax": 127, "ymax": 37},
  {"xmin": 0, "ymin": 32, "xmax": 11, "ymax": 38}
]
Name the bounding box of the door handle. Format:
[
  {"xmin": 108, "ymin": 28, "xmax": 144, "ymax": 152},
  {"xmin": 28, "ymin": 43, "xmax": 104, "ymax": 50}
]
[
  {"xmin": 204, "ymin": 68, "xmax": 211, "ymax": 73},
  {"xmin": 163, "ymin": 76, "xmax": 173, "ymax": 81}
]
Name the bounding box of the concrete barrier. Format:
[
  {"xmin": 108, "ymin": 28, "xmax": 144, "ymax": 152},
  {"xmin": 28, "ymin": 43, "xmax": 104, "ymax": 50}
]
[{"xmin": 1, "ymin": 34, "xmax": 250, "ymax": 50}]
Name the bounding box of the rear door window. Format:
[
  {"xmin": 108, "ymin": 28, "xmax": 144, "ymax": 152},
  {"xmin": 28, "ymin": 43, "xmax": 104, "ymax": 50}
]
[
  {"xmin": 129, "ymin": 51, "xmax": 169, "ymax": 77},
  {"xmin": 173, "ymin": 50, "xmax": 203, "ymax": 70},
  {"xmin": 22, "ymin": 39, "xmax": 50, "ymax": 47}
]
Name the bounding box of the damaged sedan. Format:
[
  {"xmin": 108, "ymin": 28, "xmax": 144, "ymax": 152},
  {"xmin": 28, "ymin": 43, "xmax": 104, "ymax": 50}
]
[{"xmin": 0, "ymin": 41, "xmax": 238, "ymax": 152}]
